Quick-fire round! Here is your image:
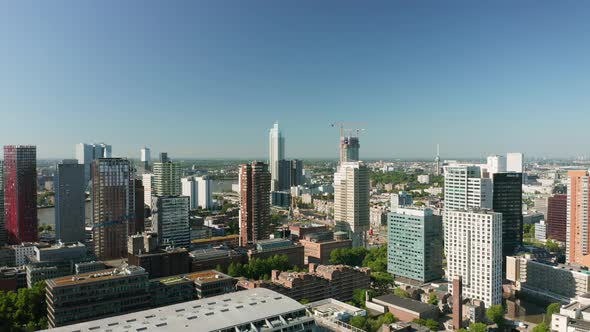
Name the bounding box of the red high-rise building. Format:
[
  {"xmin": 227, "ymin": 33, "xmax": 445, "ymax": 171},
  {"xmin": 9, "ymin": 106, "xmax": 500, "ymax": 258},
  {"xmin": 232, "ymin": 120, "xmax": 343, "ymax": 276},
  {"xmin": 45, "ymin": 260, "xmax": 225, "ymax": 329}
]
[
  {"xmin": 3, "ymin": 146, "xmax": 37, "ymax": 244},
  {"xmin": 239, "ymin": 162, "xmax": 271, "ymax": 246},
  {"xmin": 547, "ymin": 194, "xmax": 567, "ymax": 242}
]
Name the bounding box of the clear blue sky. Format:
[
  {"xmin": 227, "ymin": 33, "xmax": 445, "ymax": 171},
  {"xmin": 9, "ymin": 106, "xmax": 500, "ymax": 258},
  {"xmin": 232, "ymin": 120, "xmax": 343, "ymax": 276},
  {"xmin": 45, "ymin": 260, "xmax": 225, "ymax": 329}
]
[{"xmin": 1, "ymin": 1, "xmax": 589, "ymax": 159}]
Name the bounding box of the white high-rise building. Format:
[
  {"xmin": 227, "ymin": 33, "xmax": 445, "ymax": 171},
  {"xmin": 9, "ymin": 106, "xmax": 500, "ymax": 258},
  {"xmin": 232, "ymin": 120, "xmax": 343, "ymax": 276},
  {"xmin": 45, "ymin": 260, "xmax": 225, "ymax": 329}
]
[
  {"xmin": 152, "ymin": 162, "xmax": 182, "ymax": 197},
  {"xmin": 445, "ymin": 209, "xmax": 503, "ymax": 307},
  {"xmin": 268, "ymin": 122, "xmax": 285, "ymax": 191},
  {"xmin": 142, "ymin": 173, "xmax": 154, "ymax": 209},
  {"xmin": 506, "ymin": 152, "xmax": 524, "ymax": 173},
  {"xmin": 334, "ymin": 161, "xmax": 370, "ymax": 247},
  {"xmin": 196, "ymin": 176, "xmax": 213, "ymax": 210},
  {"xmin": 181, "ymin": 177, "xmax": 198, "ymax": 209},
  {"xmin": 141, "ymin": 147, "xmax": 151, "ymax": 170},
  {"xmin": 443, "ymin": 165, "xmax": 492, "ymax": 210},
  {"xmin": 486, "ymin": 155, "xmax": 506, "ymax": 176}
]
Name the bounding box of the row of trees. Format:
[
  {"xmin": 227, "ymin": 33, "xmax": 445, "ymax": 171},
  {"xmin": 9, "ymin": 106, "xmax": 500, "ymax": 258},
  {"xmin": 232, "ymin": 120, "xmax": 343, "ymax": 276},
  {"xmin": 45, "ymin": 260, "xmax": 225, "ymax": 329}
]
[
  {"xmin": 225, "ymin": 254, "xmax": 295, "ymax": 280},
  {"xmin": 0, "ymin": 282, "xmax": 48, "ymax": 332}
]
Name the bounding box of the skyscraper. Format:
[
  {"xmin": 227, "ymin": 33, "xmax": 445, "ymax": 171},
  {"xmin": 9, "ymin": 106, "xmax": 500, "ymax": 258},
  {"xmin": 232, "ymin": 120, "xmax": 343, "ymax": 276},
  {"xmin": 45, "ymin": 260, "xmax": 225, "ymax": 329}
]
[
  {"xmin": 268, "ymin": 122, "xmax": 285, "ymax": 191},
  {"xmin": 339, "ymin": 136, "xmax": 360, "ymax": 164},
  {"xmin": 387, "ymin": 207, "xmax": 443, "ymax": 282},
  {"xmin": 277, "ymin": 160, "xmax": 292, "ymax": 191},
  {"xmin": 196, "ymin": 176, "xmax": 213, "ymax": 210},
  {"xmin": 140, "ymin": 147, "xmax": 151, "ymax": 171},
  {"xmin": 133, "ymin": 178, "xmax": 145, "ymax": 234},
  {"xmin": 446, "ymin": 209, "xmax": 503, "ymax": 308},
  {"xmin": 76, "ymin": 143, "xmax": 112, "ymax": 183},
  {"xmin": 334, "ymin": 162, "xmax": 369, "ymax": 247},
  {"xmin": 91, "ymin": 158, "xmax": 131, "ymax": 260},
  {"xmin": 55, "ymin": 160, "xmax": 86, "ymax": 243},
  {"xmin": 547, "ymin": 194, "xmax": 567, "ymax": 242},
  {"xmin": 239, "ymin": 162, "xmax": 271, "ymax": 246},
  {"xmin": 152, "ymin": 161, "xmax": 181, "ymax": 197},
  {"xmin": 152, "ymin": 196, "xmax": 190, "ymax": 248},
  {"xmin": 492, "ymin": 172, "xmax": 523, "ymax": 258},
  {"xmin": 290, "ymin": 159, "xmax": 304, "ymax": 187},
  {"xmin": 3, "ymin": 145, "xmax": 37, "ymax": 244},
  {"xmin": 0, "ymin": 160, "xmax": 5, "ymax": 246},
  {"xmin": 159, "ymin": 152, "xmax": 169, "ymax": 163},
  {"xmin": 506, "ymin": 152, "xmax": 524, "ymax": 173},
  {"xmin": 566, "ymin": 170, "xmax": 590, "ymax": 266}
]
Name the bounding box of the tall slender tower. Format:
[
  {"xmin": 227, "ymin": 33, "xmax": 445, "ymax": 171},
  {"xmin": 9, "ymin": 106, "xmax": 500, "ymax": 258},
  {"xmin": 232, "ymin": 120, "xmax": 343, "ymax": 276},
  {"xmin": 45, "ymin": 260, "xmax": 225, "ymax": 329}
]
[
  {"xmin": 239, "ymin": 162, "xmax": 271, "ymax": 246},
  {"xmin": 140, "ymin": 147, "xmax": 151, "ymax": 171},
  {"xmin": 566, "ymin": 170, "xmax": 590, "ymax": 266},
  {"xmin": 339, "ymin": 130, "xmax": 360, "ymax": 164},
  {"xmin": 152, "ymin": 161, "xmax": 182, "ymax": 197},
  {"xmin": 55, "ymin": 159, "xmax": 86, "ymax": 243},
  {"xmin": 434, "ymin": 144, "xmax": 441, "ymax": 176},
  {"xmin": 91, "ymin": 158, "xmax": 131, "ymax": 260},
  {"xmin": 3, "ymin": 145, "xmax": 37, "ymax": 244},
  {"xmin": 268, "ymin": 122, "xmax": 285, "ymax": 191}
]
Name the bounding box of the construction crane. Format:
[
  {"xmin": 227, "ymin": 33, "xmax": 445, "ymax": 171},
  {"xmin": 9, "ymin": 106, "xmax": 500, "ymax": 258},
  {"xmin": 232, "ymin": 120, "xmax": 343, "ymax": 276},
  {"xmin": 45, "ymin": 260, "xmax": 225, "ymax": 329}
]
[{"xmin": 330, "ymin": 122, "xmax": 366, "ymax": 138}]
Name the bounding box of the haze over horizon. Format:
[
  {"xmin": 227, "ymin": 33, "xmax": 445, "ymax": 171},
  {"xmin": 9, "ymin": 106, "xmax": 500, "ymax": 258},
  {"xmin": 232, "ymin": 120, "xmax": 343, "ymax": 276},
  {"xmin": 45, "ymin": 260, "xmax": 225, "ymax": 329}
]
[{"xmin": 2, "ymin": 1, "xmax": 590, "ymax": 159}]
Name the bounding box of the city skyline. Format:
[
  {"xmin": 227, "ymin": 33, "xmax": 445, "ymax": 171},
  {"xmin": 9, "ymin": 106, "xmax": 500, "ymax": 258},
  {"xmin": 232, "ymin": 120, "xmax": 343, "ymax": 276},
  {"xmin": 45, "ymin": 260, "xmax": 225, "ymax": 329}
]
[{"xmin": 2, "ymin": 1, "xmax": 590, "ymax": 159}]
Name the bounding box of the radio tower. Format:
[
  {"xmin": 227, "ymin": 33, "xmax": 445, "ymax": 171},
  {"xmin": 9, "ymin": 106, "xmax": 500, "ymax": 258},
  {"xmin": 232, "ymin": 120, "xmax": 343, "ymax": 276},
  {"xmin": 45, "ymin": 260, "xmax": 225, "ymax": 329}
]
[{"xmin": 434, "ymin": 144, "xmax": 441, "ymax": 176}]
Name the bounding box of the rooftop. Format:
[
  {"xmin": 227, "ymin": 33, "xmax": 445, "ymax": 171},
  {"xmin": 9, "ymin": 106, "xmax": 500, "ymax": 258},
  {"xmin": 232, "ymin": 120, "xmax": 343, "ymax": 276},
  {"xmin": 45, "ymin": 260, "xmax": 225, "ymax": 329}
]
[
  {"xmin": 41, "ymin": 288, "xmax": 310, "ymax": 332},
  {"xmin": 46, "ymin": 265, "xmax": 147, "ymax": 287},
  {"xmin": 373, "ymin": 294, "xmax": 437, "ymax": 314},
  {"xmin": 182, "ymin": 270, "xmax": 233, "ymax": 284}
]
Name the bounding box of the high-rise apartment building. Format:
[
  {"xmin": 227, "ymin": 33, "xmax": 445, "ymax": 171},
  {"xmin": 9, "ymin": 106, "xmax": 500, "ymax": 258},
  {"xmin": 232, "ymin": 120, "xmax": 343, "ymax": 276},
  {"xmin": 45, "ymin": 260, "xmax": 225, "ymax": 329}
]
[
  {"xmin": 334, "ymin": 162, "xmax": 369, "ymax": 247},
  {"xmin": 277, "ymin": 159, "xmax": 292, "ymax": 191},
  {"xmin": 446, "ymin": 209, "xmax": 503, "ymax": 308},
  {"xmin": 75, "ymin": 143, "xmax": 112, "ymax": 183},
  {"xmin": 181, "ymin": 176, "xmax": 213, "ymax": 210},
  {"xmin": 387, "ymin": 207, "xmax": 443, "ymax": 282},
  {"xmin": 3, "ymin": 145, "xmax": 37, "ymax": 244},
  {"xmin": 91, "ymin": 158, "xmax": 131, "ymax": 260},
  {"xmin": 159, "ymin": 152, "xmax": 169, "ymax": 163},
  {"xmin": 566, "ymin": 170, "xmax": 590, "ymax": 266},
  {"xmin": 55, "ymin": 160, "xmax": 86, "ymax": 243},
  {"xmin": 269, "ymin": 122, "xmax": 285, "ymax": 191},
  {"xmin": 506, "ymin": 152, "xmax": 524, "ymax": 173},
  {"xmin": 152, "ymin": 161, "xmax": 181, "ymax": 197},
  {"xmin": 493, "ymin": 172, "xmax": 523, "ymax": 258},
  {"xmin": 443, "ymin": 165, "xmax": 492, "ymax": 211},
  {"xmin": 0, "ymin": 160, "xmax": 5, "ymax": 246},
  {"xmin": 152, "ymin": 196, "xmax": 190, "ymax": 248},
  {"xmin": 487, "ymin": 155, "xmax": 507, "ymax": 176},
  {"xmin": 547, "ymin": 194, "xmax": 567, "ymax": 242},
  {"xmin": 239, "ymin": 162, "xmax": 271, "ymax": 246},
  {"xmin": 140, "ymin": 146, "xmax": 151, "ymax": 170}
]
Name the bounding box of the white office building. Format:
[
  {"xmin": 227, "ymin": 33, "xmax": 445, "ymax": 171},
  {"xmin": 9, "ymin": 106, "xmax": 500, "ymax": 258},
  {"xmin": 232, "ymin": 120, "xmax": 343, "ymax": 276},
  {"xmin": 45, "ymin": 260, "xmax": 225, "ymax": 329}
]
[
  {"xmin": 443, "ymin": 165, "xmax": 492, "ymax": 211},
  {"xmin": 506, "ymin": 152, "xmax": 524, "ymax": 173},
  {"xmin": 140, "ymin": 146, "xmax": 151, "ymax": 170},
  {"xmin": 486, "ymin": 155, "xmax": 506, "ymax": 176},
  {"xmin": 181, "ymin": 176, "xmax": 213, "ymax": 210},
  {"xmin": 142, "ymin": 173, "xmax": 154, "ymax": 209},
  {"xmin": 445, "ymin": 209, "xmax": 503, "ymax": 307},
  {"xmin": 268, "ymin": 122, "xmax": 285, "ymax": 192},
  {"xmin": 181, "ymin": 177, "xmax": 198, "ymax": 209},
  {"xmin": 334, "ymin": 161, "xmax": 370, "ymax": 248}
]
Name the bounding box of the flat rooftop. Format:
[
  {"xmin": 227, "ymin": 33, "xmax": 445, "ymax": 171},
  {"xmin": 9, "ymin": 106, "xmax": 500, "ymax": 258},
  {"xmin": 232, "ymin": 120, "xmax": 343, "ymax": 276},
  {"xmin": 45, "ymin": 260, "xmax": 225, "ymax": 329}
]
[
  {"xmin": 182, "ymin": 270, "xmax": 233, "ymax": 283},
  {"xmin": 374, "ymin": 294, "xmax": 437, "ymax": 314},
  {"xmin": 308, "ymin": 298, "xmax": 366, "ymax": 317},
  {"xmin": 41, "ymin": 288, "xmax": 308, "ymax": 332},
  {"xmin": 46, "ymin": 265, "xmax": 147, "ymax": 287}
]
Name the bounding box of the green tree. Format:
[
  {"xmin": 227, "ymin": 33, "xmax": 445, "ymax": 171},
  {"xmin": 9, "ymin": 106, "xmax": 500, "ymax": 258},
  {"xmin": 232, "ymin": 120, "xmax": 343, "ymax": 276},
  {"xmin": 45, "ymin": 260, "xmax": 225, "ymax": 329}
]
[
  {"xmin": 371, "ymin": 272, "xmax": 394, "ymax": 293},
  {"xmin": 545, "ymin": 240, "xmax": 560, "ymax": 252},
  {"xmin": 532, "ymin": 322, "xmax": 550, "ymax": 332},
  {"xmin": 428, "ymin": 293, "xmax": 438, "ymax": 305},
  {"xmin": 469, "ymin": 322, "xmax": 488, "ymax": 332},
  {"xmin": 350, "ymin": 315, "xmax": 368, "ymax": 330},
  {"xmin": 413, "ymin": 318, "xmax": 440, "ymax": 331},
  {"xmin": 486, "ymin": 304, "xmax": 505, "ymax": 328},
  {"xmin": 299, "ymin": 298, "xmax": 310, "ymax": 305},
  {"xmin": 546, "ymin": 303, "xmax": 561, "ymax": 322},
  {"xmin": 330, "ymin": 247, "xmax": 369, "ymax": 266},
  {"xmin": 394, "ymin": 288, "xmax": 410, "ymax": 298}
]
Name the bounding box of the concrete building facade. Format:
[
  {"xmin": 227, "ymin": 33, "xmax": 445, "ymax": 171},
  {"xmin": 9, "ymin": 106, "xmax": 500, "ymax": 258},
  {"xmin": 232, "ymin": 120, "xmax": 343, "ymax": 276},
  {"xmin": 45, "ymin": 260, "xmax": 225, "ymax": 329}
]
[
  {"xmin": 55, "ymin": 160, "xmax": 86, "ymax": 243},
  {"xmin": 334, "ymin": 161, "xmax": 370, "ymax": 248},
  {"xmin": 239, "ymin": 162, "xmax": 271, "ymax": 246}
]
